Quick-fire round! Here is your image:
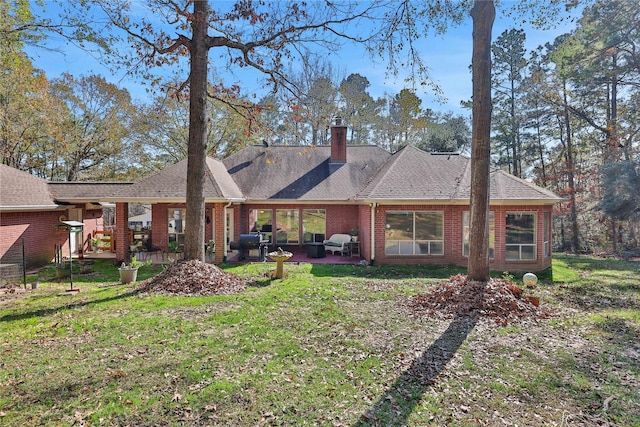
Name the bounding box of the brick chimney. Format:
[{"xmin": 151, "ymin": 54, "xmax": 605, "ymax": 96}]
[{"xmin": 330, "ymin": 116, "xmax": 347, "ymax": 164}]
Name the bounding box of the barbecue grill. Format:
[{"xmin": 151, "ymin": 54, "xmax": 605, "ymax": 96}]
[{"xmin": 230, "ymin": 233, "xmax": 270, "ymax": 260}]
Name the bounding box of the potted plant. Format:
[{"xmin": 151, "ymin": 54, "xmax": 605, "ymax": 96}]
[
  {"xmin": 118, "ymin": 257, "xmax": 151, "ymax": 284},
  {"xmin": 166, "ymin": 241, "xmax": 183, "ymax": 261},
  {"xmin": 206, "ymin": 239, "xmax": 215, "ymax": 262}
]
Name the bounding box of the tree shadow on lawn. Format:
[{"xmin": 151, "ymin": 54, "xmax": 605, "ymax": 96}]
[
  {"xmin": 353, "ymin": 304, "xmax": 481, "ymax": 425},
  {"xmin": 0, "ymin": 288, "xmax": 140, "ymax": 323}
]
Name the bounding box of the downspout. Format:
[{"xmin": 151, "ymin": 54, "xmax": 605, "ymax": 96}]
[
  {"xmin": 370, "ymin": 202, "xmax": 377, "ymax": 264},
  {"xmin": 223, "ymin": 201, "xmax": 233, "ymax": 262}
]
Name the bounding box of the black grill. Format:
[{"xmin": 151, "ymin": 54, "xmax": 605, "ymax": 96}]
[
  {"xmin": 238, "ymin": 233, "xmax": 261, "ymax": 249},
  {"xmin": 230, "ymin": 233, "xmax": 270, "ymax": 260}
]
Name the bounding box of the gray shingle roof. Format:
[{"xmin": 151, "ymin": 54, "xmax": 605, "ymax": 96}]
[
  {"xmin": 113, "ymin": 157, "xmax": 243, "ymax": 201},
  {"xmin": 359, "ymin": 146, "xmax": 469, "ymax": 200},
  {"xmin": 0, "ymin": 164, "xmax": 58, "ymax": 210},
  {"xmin": 454, "ymin": 156, "xmax": 564, "ymax": 202},
  {"xmin": 359, "ymin": 145, "xmax": 562, "ymax": 203},
  {"xmin": 1, "ymin": 143, "xmax": 561, "ymax": 208},
  {"xmin": 222, "ymin": 145, "xmax": 391, "ymax": 201},
  {"xmin": 48, "ymin": 182, "xmax": 132, "ymax": 201}
]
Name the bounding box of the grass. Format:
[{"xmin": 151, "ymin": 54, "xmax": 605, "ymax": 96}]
[{"xmin": 1, "ymin": 254, "xmax": 639, "ymax": 426}]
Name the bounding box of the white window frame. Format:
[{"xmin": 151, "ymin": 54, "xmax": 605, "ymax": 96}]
[
  {"xmin": 505, "ymin": 212, "xmax": 537, "ymax": 261},
  {"xmin": 385, "ymin": 211, "xmax": 444, "ymax": 256}
]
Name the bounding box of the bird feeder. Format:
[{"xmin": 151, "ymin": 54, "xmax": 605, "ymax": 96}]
[{"xmin": 55, "ymin": 220, "xmax": 85, "ymax": 293}]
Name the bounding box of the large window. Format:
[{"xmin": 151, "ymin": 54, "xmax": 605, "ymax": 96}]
[
  {"xmin": 168, "ymin": 208, "xmax": 186, "ymax": 245},
  {"xmin": 302, "ymin": 209, "xmax": 326, "ymax": 243},
  {"xmin": 462, "ymin": 211, "xmax": 495, "ymax": 258},
  {"xmin": 276, "ymin": 209, "xmax": 300, "ymax": 244},
  {"xmin": 506, "ymin": 212, "xmax": 536, "ymax": 260},
  {"xmin": 249, "ymin": 209, "xmax": 273, "ymax": 242},
  {"xmin": 385, "ymin": 211, "xmax": 443, "ymax": 255}
]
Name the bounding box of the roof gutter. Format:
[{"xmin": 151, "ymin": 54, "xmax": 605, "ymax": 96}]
[{"xmin": 0, "ymin": 205, "xmax": 62, "ymax": 212}]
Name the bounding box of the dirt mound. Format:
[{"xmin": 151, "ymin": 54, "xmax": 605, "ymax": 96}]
[
  {"xmin": 135, "ymin": 259, "xmax": 248, "ymax": 296},
  {"xmin": 408, "ymin": 274, "xmax": 552, "ymax": 326}
]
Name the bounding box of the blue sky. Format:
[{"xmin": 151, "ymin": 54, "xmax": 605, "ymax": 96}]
[{"xmin": 25, "ymin": 3, "xmax": 581, "ymax": 117}]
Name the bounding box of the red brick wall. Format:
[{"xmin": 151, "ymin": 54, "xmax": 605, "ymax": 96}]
[
  {"xmin": 373, "ymin": 204, "xmax": 553, "ymax": 272},
  {"xmin": 0, "ymin": 211, "xmax": 64, "ymax": 267},
  {"xmin": 81, "ymin": 209, "xmax": 104, "ymax": 253},
  {"xmin": 0, "ymin": 206, "xmax": 103, "ymax": 269},
  {"xmin": 143, "ymin": 201, "xmax": 554, "ymax": 272},
  {"xmin": 149, "ymin": 202, "xmax": 222, "ymax": 261},
  {"xmin": 115, "ymin": 202, "xmax": 129, "ymax": 263}
]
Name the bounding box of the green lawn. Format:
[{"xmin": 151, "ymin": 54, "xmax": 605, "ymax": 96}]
[{"xmin": 1, "ymin": 255, "xmax": 638, "ymax": 426}]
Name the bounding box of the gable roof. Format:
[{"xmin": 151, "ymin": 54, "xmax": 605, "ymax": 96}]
[
  {"xmin": 358, "ymin": 145, "xmax": 562, "ymax": 204},
  {"xmin": 223, "ymin": 145, "xmax": 390, "ymax": 201},
  {"xmin": 1, "ymin": 141, "xmax": 561, "ymax": 209},
  {"xmin": 0, "ymin": 164, "xmax": 59, "ymax": 211},
  {"xmin": 455, "ymin": 165, "xmax": 564, "ymax": 203},
  {"xmin": 359, "ymin": 146, "xmax": 469, "ymax": 200},
  {"xmin": 108, "ymin": 157, "xmax": 244, "ymax": 202}
]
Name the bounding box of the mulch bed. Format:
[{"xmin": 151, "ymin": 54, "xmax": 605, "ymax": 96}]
[
  {"xmin": 407, "ymin": 274, "xmax": 553, "ymax": 326},
  {"xmin": 134, "ymin": 259, "xmax": 249, "ymax": 296}
]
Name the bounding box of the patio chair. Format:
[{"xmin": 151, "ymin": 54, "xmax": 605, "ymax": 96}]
[
  {"xmin": 323, "ymin": 233, "xmax": 352, "ymax": 255},
  {"xmin": 142, "ymin": 239, "xmax": 162, "ymax": 261}
]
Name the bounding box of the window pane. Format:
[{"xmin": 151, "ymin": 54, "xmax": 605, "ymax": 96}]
[
  {"xmin": 430, "ymin": 241, "xmax": 444, "ymax": 255},
  {"xmin": 302, "ymin": 209, "xmax": 326, "ymax": 243},
  {"xmin": 506, "ymin": 213, "xmax": 535, "ymax": 244},
  {"xmin": 168, "ymin": 208, "xmax": 186, "ymax": 245},
  {"xmin": 276, "ymin": 209, "xmax": 299, "ymax": 244},
  {"xmin": 386, "ymin": 211, "xmax": 413, "ymax": 241},
  {"xmin": 399, "ymin": 241, "xmax": 416, "ymax": 254},
  {"xmin": 521, "ymin": 245, "xmax": 536, "ymax": 260},
  {"xmin": 415, "ymin": 212, "xmax": 443, "ymax": 240},
  {"xmin": 385, "ymin": 241, "xmax": 400, "ymax": 255},
  {"xmin": 505, "ymin": 245, "xmax": 520, "ymax": 260}
]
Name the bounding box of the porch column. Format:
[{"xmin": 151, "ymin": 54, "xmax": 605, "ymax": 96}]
[
  {"xmin": 214, "ymin": 203, "xmax": 225, "ymax": 264},
  {"xmin": 115, "ymin": 202, "xmax": 129, "ymax": 263}
]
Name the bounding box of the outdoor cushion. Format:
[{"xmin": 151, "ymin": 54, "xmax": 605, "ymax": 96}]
[{"xmin": 323, "ymin": 233, "xmax": 352, "ymax": 255}]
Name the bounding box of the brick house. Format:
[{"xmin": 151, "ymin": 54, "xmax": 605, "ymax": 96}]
[
  {"xmin": 0, "ymin": 165, "xmax": 116, "ymax": 269},
  {"xmin": 1, "ymin": 122, "xmax": 562, "ymax": 271}
]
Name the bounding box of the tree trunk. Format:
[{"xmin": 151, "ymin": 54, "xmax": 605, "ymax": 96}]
[
  {"xmin": 562, "ymin": 80, "xmax": 580, "ymax": 253},
  {"xmin": 468, "ymin": 0, "xmax": 495, "ymax": 282},
  {"xmin": 184, "ymin": 0, "xmax": 209, "ymax": 261}
]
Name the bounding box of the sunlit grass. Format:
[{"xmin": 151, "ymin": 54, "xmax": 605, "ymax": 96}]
[{"xmin": 1, "ymin": 255, "xmax": 638, "ymax": 426}]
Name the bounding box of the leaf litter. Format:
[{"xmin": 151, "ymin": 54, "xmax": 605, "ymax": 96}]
[
  {"xmin": 134, "ymin": 259, "xmax": 249, "ymax": 296},
  {"xmin": 407, "ymin": 274, "xmax": 553, "ymax": 326}
]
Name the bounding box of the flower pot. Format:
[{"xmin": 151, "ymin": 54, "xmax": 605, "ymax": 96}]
[{"xmin": 119, "ymin": 267, "xmax": 139, "ymax": 284}]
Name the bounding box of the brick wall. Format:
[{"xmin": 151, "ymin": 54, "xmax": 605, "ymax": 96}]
[
  {"xmin": 0, "ymin": 211, "xmax": 64, "ymax": 267},
  {"xmin": 143, "ymin": 201, "xmax": 554, "ymax": 272},
  {"xmin": 373, "ymin": 204, "xmax": 553, "ymax": 272}
]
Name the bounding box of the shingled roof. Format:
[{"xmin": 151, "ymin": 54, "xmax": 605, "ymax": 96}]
[
  {"xmin": 0, "ymin": 164, "xmax": 58, "ymax": 211},
  {"xmin": 1, "ymin": 140, "xmax": 561, "ymax": 208},
  {"xmin": 108, "ymin": 157, "xmax": 244, "ymax": 202},
  {"xmin": 223, "ymin": 145, "xmax": 390, "ymax": 201},
  {"xmin": 48, "ymin": 182, "xmax": 132, "ymax": 202},
  {"xmin": 359, "ymin": 146, "xmax": 469, "ymax": 200},
  {"xmin": 358, "ymin": 145, "xmax": 562, "ymax": 204}
]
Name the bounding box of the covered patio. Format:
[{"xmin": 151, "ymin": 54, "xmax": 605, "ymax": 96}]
[{"xmin": 82, "ymin": 245, "xmax": 363, "ymax": 266}]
